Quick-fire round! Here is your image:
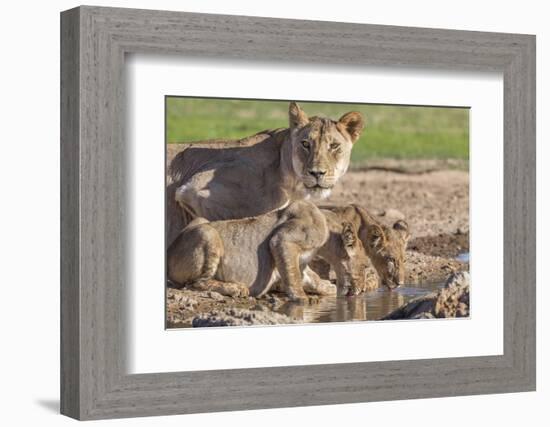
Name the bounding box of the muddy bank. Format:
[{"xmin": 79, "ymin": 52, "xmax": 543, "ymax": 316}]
[
  {"xmin": 165, "ymin": 154, "xmax": 469, "ymax": 327},
  {"xmin": 192, "ymin": 307, "xmax": 301, "ymax": 327},
  {"xmin": 167, "ymin": 270, "xmax": 470, "ymax": 327},
  {"xmin": 166, "ymin": 288, "xmax": 304, "ymax": 328},
  {"xmin": 167, "ymin": 267, "xmax": 470, "ymax": 327}
]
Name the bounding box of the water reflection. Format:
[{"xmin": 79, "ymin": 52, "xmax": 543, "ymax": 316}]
[
  {"xmin": 456, "ymin": 252, "xmax": 470, "ymax": 263},
  {"xmin": 277, "ymin": 282, "xmax": 442, "ymax": 323}
]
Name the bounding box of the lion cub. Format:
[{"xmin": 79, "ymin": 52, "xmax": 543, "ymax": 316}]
[
  {"xmin": 315, "ymin": 204, "xmax": 410, "ymax": 295},
  {"xmin": 167, "ymin": 201, "xmax": 370, "ymax": 301}
]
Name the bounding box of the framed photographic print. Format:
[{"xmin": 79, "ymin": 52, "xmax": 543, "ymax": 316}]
[
  {"xmin": 61, "ymin": 5, "xmax": 536, "ymax": 420},
  {"xmin": 163, "ymin": 97, "xmax": 470, "ymax": 329}
]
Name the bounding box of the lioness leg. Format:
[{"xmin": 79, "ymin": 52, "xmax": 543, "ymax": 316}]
[
  {"xmin": 269, "ymin": 237, "xmax": 308, "ymax": 302},
  {"xmin": 268, "ymin": 204, "xmax": 328, "ymax": 302}
]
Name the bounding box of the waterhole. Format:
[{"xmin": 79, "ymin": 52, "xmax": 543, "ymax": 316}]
[{"xmin": 274, "ymin": 281, "xmax": 444, "ymax": 323}]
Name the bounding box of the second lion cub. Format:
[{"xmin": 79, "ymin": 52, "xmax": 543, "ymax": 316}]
[{"xmin": 167, "ymin": 200, "xmax": 370, "ymax": 301}]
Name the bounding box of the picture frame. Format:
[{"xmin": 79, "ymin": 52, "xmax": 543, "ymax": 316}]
[{"xmin": 60, "ymin": 5, "xmax": 536, "ymax": 420}]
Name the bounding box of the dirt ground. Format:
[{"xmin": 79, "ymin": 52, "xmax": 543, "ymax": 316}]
[
  {"xmin": 325, "ymin": 166, "xmax": 469, "ymax": 239},
  {"xmin": 165, "ymin": 159, "xmax": 470, "ymax": 328}
]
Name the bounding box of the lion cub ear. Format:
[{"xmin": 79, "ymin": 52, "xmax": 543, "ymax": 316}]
[
  {"xmin": 393, "ymin": 220, "xmax": 411, "ymax": 243},
  {"xmin": 338, "ymin": 111, "xmax": 365, "ymax": 143},
  {"xmin": 367, "ymin": 224, "xmax": 385, "ymax": 250},
  {"xmin": 289, "ymin": 102, "xmax": 309, "ymax": 128},
  {"xmin": 341, "ymin": 221, "xmax": 358, "ymax": 252}
]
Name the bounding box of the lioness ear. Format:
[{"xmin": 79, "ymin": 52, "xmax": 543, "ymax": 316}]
[
  {"xmin": 338, "ymin": 111, "xmax": 365, "ymax": 143},
  {"xmin": 341, "ymin": 221, "xmax": 357, "ymax": 249},
  {"xmin": 393, "ymin": 220, "xmax": 411, "ymax": 243},
  {"xmin": 289, "ymin": 102, "xmax": 309, "ymax": 128}
]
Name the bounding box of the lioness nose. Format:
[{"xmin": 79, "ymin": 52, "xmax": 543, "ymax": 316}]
[{"xmin": 309, "ymin": 170, "xmax": 326, "ymax": 179}]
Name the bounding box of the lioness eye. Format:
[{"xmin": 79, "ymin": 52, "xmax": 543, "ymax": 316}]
[
  {"xmin": 330, "ymin": 143, "xmax": 340, "ymax": 150},
  {"xmin": 301, "ymin": 140, "xmax": 310, "ymax": 149}
]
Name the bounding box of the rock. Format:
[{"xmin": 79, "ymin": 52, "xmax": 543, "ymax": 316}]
[
  {"xmin": 197, "ymin": 291, "xmax": 225, "ymax": 301},
  {"xmin": 166, "ymin": 289, "xmax": 198, "ymax": 307},
  {"xmin": 177, "ymin": 296, "xmax": 197, "ymax": 308},
  {"xmin": 208, "ymin": 291, "xmax": 225, "ymax": 301},
  {"xmin": 192, "ymin": 308, "xmax": 300, "ymax": 327},
  {"xmin": 382, "ymin": 271, "xmax": 470, "ymax": 320}
]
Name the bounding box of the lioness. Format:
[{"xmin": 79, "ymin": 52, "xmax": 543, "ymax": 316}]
[
  {"xmin": 167, "ymin": 102, "xmax": 364, "ymax": 245},
  {"xmin": 167, "ymin": 201, "xmax": 370, "ymax": 302},
  {"xmin": 315, "ymin": 205, "xmax": 410, "ymax": 294}
]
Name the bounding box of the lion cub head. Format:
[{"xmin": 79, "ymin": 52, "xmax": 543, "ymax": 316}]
[
  {"xmin": 288, "ymin": 102, "xmax": 364, "ymax": 199},
  {"xmin": 363, "ymin": 219, "xmax": 410, "ymax": 290},
  {"xmin": 323, "ymin": 205, "xmax": 410, "ymax": 292},
  {"xmin": 338, "ymin": 221, "xmax": 372, "ymax": 296}
]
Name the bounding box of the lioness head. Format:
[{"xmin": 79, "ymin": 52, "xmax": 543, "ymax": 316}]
[
  {"xmin": 288, "ymin": 102, "xmax": 364, "ymax": 199},
  {"xmin": 338, "ymin": 221, "xmax": 371, "ymax": 296},
  {"xmin": 363, "ymin": 219, "xmax": 410, "ymax": 290}
]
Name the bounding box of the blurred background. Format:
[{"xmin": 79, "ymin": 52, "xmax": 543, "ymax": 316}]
[{"xmin": 166, "ymin": 97, "xmax": 469, "ymax": 167}]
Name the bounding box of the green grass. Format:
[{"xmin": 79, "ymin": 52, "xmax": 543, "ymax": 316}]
[{"xmin": 166, "ymin": 97, "xmax": 469, "ymax": 162}]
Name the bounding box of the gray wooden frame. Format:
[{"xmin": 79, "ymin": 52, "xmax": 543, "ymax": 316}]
[{"xmin": 60, "ymin": 5, "xmax": 536, "ymax": 420}]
